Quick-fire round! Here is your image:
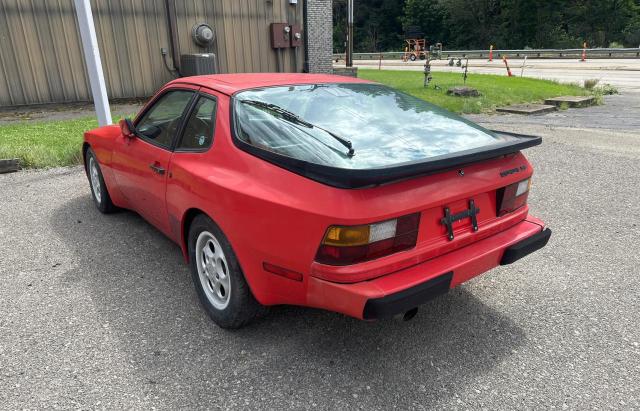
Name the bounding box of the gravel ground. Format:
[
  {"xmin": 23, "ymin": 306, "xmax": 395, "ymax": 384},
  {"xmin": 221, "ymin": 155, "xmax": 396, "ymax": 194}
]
[{"xmin": 1, "ymin": 94, "xmax": 639, "ymax": 410}]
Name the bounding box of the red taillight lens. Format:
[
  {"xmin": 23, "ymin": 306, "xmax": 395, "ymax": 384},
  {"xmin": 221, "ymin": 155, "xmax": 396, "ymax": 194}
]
[
  {"xmin": 497, "ymin": 178, "xmax": 531, "ymax": 216},
  {"xmin": 315, "ymin": 213, "xmax": 421, "ymax": 266}
]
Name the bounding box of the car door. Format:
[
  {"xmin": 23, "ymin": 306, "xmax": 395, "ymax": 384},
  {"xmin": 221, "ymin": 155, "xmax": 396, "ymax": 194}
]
[
  {"xmin": 111, "ymin": 88, "xmax": 196, "ymax": 235},
  {"xmin": 165, "ymin": 92, "xmax": 219, "ymax": 242}
]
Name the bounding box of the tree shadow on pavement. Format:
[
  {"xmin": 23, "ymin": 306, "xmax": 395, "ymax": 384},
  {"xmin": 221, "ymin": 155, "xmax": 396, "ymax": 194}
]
[{"xmin": 51, "ymin": 194, "xmax": 526, "ymax": 409}]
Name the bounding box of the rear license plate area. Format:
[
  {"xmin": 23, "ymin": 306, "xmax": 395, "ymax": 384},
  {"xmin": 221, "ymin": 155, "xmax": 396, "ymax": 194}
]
[{"xmin": 440, "ymin": 199, "xmax": 480, "ymax": 241}]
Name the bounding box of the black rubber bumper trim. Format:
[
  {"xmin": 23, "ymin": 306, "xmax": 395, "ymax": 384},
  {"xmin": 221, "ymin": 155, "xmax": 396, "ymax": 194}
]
[
  {"xmin": 362, "ymin": 271, "xmax": 453, "ymax": 320},
  {"xmin": 500, "ymin": 228, "xmax": 551, "ymax": 265}
]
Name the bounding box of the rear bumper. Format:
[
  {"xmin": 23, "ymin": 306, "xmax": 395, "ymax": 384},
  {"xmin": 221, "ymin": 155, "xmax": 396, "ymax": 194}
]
[
  {"xmin": 362, "ymin": 272, "xmax": 453, "ymax": 319},
  {"xmin": 500, "ymin": 228, "xmax": 551, "ymax": 265},
  {"xmin": 306, "ymin": 217, "xmax": 549, "ymax": 320}
]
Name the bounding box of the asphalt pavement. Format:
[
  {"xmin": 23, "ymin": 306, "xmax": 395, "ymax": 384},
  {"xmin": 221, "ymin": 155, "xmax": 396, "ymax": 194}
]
[{"xmin": 1, "ymin": 94, "xmax": 639, "ymax": 409}]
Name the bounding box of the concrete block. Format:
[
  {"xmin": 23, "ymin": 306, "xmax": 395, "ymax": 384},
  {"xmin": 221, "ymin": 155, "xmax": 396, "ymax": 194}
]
[
  {"xmin": 496, "ymin": 104, "xmax": 558, "ymax": 115},
  {"xmin": 447, "ymin": 86, "xmax": 481, "ymax": 97},
  {"xmin": 0, "ymin": 158, "xmax": 20, "ymax": 174},
  {"xmin": 544, "ymin": 96, "xmax": 596, "ymax": 108}
]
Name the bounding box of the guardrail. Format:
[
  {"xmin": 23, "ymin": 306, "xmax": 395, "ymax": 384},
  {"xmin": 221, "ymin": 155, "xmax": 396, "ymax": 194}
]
[{"xmin": 334, "ymin": 48, "xmax": 640, "ymax": 61}]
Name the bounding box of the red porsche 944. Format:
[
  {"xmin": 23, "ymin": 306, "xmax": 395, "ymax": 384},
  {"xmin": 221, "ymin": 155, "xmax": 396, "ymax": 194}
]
[{"xmin": 83, "ymin": 74, "xmax": 550, "ymax": 328}]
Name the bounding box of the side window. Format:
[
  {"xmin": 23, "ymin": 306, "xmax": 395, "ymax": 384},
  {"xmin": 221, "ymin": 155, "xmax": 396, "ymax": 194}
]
[
  {"xmin": 135, "ymin": 90, "xmax": 194, "ymax": 148},
  {"xmin": 178, "ymin": 96, "xmax": 217, "ymax": 151}
]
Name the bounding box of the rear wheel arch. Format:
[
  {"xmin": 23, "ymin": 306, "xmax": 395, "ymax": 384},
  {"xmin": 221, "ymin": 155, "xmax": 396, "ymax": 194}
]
[
  {"xmin": 82, "ymin": 142, "xmax": 91, "ymax": 174},
  {"xmin": 181, "ymin": 209, "xmax": 236, "ymax": 265},
  {"xmin": 185, "ymin": 212, "xmax": 268, "ymax": 327},
  {"xmin": 181, "ymin": 208, "xmax": 207, "ymax": 262}
]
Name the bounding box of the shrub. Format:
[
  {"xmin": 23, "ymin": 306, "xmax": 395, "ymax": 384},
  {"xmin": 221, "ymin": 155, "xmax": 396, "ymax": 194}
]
[
  {"xmin": 584, "ymin": 79, "xmax": 599, "ymax": 89},
  {"xmin": 597, "ymin": 84, "xmax": 619, "ymax": 95},
  {"xmin": 590, "ymin": 83, "xmax": 619, "ymax": 105}
]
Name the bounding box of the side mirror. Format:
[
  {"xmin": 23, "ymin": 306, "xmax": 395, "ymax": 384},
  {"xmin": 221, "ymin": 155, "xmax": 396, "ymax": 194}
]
[{"xmin": 119, "ymin": 118, "xmax": 136, "ymax": 139}]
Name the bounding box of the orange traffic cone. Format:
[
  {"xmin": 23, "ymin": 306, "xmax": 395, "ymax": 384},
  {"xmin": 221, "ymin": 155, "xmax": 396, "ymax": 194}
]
[{"xmin": 502, "ymin": 55, "xmax": 513, "ymax": 77}]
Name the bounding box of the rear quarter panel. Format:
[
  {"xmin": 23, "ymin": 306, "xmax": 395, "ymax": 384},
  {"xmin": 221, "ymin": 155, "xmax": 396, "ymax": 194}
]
[{"xmin": 167, "ymin": 94, "xmax": 333, "ymax": 306}]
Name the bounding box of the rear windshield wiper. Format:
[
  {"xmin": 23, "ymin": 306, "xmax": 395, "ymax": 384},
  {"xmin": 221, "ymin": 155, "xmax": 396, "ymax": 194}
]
[{"xmin": 239, "ymin": 99, "xmax": 355, "ymax": 157}]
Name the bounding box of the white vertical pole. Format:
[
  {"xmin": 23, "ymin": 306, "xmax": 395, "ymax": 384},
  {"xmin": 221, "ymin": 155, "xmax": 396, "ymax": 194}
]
[{"xmin": 74, "ymin": 0, "xmax": 111, "ymax": 126}]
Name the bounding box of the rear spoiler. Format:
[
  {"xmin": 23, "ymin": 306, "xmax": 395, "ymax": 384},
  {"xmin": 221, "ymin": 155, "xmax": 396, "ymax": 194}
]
[{"xmin": 235, "ymin": 130, "xmax": 542, "ymax": 189}]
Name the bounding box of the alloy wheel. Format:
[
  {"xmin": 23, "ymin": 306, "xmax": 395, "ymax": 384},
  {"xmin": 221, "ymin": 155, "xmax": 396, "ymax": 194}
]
[
  {"xmin": 89, "ymin": 157, "xmax": 102, "ymax": 204},
  {"xmin": 195, "ymin": 231, "xmax": 231, "ymax": 310}
]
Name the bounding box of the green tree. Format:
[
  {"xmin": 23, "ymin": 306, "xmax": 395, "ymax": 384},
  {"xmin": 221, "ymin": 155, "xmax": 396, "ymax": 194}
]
[
  {"xmin": 566, "ymin": 0, "xmax": 638, "ymax": 46},
  {"xmin": 333, "ymin": 0, "xmax": 406, "ymax": 52},
  {"xmin": 624, "ymin": 17, "xmax": 640, "ymax": 46},
  {"xmin": 441, "ymin": 0, "xmax": 510, "ymax": 49},
  {"xmin": 333, "ymin": 0, "xmax": 640, "ymax": 51},
  {"xmin": 402, "ymin": 0, "xmax": 447, "ymax": 45}
]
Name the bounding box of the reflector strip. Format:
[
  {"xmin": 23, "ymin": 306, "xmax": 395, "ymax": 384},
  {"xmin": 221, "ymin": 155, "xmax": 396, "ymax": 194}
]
[{"xmin": 263, "ymin": 262, "xmax": 303, "ymax": 282}]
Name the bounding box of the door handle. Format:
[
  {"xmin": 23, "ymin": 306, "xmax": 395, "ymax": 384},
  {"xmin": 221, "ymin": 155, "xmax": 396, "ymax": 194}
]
[{"xmin": 149, "ymin": 163, "xmax": 166, "ymax": 175}]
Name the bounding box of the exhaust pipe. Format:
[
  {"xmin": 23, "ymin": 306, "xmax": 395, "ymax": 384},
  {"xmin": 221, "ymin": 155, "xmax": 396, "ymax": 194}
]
[{"xmin": 394, "ymin": 307, "xmax": 419, "ymax": 322}]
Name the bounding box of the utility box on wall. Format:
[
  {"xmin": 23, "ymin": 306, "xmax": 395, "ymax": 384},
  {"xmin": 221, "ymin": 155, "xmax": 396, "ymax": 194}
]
[
  {"xmin": 290, "ymin": 24, "xmax": 303, "ymax": 47},
  {"xmin": 271, "ymin": 23, "xmax": 291, "ymax": 49}
]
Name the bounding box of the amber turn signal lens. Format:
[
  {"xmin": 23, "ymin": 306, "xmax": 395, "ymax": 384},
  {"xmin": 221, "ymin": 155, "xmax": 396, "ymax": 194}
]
[
  {"xmin": 324, "ymin": 225, "xmax": 370, "ymax": 246},
  {"xmin": 316, "ymin": 213, "xmax": 421, "ymax": 266}
]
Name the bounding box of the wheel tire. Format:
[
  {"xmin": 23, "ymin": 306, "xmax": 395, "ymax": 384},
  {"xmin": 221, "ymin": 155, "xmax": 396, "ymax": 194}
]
[
  {"xmin": 188, "ymin": 214, "xmax": 267, "ymax": 329},
  {"xmin": 86, "ymin": 148, "xmax": 117, "ymax": 214},
  {"xmin": 410, "ymin": 54, "xmax": 417, "ymax": 61}
]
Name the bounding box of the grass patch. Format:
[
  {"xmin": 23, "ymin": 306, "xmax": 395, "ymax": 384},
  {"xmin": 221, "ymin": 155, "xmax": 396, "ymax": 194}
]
[
  {"xmin": 359, "ymin": 69, "xmax": 589, "ymax": 114},
  {"xmin": 0, "ymin": 117, "xmax": 98, "ymax": 168}
]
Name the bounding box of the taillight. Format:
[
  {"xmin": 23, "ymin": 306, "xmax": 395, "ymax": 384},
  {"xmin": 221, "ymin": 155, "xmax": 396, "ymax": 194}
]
[
  {"xmin": 315, "ymin": 213, "xmax": 421, "ymax": 266},
  {"xmin": 497, "ymin": 178, "xmax": 531, "ymax": 216}
]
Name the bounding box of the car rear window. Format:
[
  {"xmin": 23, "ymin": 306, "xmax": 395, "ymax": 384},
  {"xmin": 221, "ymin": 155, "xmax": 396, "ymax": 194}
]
[{"xmin": 233, "ymin": 83, "xmax": 519, "ymax": 169}]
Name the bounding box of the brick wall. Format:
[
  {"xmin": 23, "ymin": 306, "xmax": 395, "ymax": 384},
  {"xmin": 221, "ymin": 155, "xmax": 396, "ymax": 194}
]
[{"xmin": 305, "ymin": 0, "xmax": 333, "ymax": 73}]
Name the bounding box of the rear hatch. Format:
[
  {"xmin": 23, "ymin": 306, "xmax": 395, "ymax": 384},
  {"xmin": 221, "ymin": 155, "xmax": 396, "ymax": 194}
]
[{"xmin": 231, "ymin": 82, "xmax": 540, "ymax": 188}]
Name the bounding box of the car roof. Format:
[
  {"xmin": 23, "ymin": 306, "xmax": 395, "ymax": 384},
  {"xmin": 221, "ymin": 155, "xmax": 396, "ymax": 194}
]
[{"xmin": 166, "ymin": 73, "xmax": 373, "ymax": 95}]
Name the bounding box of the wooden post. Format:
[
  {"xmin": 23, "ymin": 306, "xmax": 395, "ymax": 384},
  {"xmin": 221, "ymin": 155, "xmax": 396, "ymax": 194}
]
[
  {"xmin": 520, "ymin": 55, "xmax": 527, "ymax": 77},
  {"xmin": 502, "ymin": 55, "xmax": 513, "ymax": 77}
]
